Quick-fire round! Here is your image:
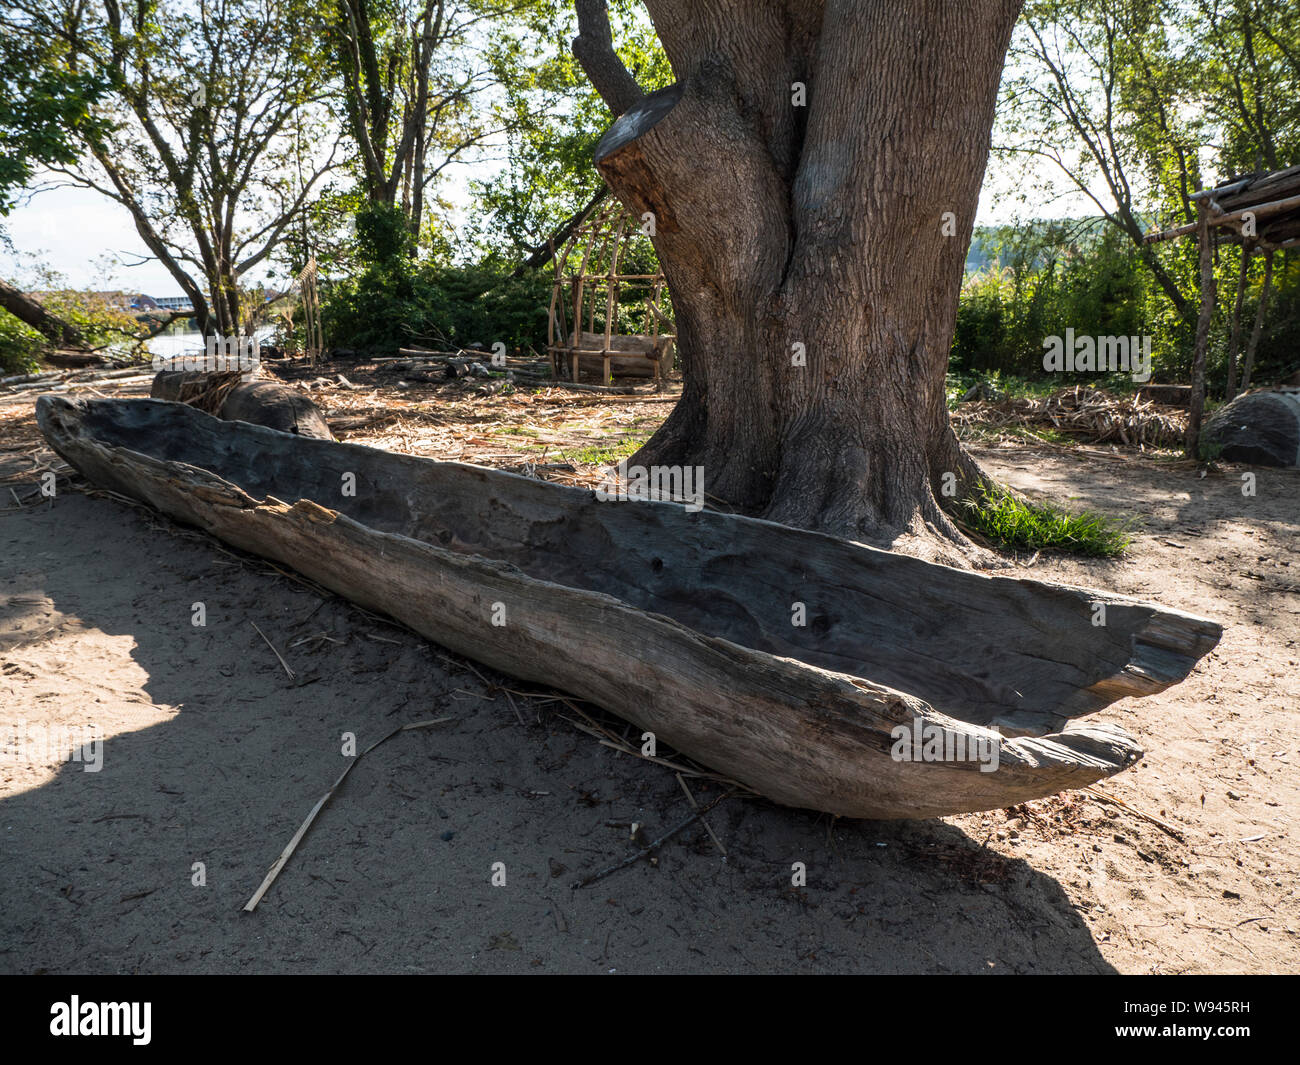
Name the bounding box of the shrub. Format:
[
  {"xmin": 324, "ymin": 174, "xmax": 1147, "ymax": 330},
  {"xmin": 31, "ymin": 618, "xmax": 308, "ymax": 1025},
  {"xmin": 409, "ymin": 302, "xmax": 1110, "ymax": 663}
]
[{"xmin": 322, "ymin": 259, "xmax": 553, "ymax": 354}]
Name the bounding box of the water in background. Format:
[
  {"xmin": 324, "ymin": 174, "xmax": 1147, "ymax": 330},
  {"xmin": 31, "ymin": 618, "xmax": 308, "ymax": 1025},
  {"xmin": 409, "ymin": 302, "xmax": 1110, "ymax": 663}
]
[{"xmin": 143, "ymin": 323, "xmax": 276, "ymax": 361}]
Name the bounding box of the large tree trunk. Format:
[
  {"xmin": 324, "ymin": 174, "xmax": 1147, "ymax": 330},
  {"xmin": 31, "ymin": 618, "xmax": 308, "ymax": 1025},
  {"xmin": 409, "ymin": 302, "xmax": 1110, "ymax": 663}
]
[{"xmin": 576, "ymin": 0, "xmax": 1022, "ymax": 560}]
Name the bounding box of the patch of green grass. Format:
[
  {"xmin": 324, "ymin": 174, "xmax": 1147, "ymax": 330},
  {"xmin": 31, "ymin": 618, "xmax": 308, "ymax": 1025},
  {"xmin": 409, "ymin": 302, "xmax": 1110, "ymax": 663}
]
[
  {"xmin": 946, "ymin": 371, "xmax": 1063, "ymax": 409},
  {"xmin": 569, "ymin": 437, "xmax": 646, "ymax": 466},
  {"xmin": 955, "ymin": 487, "xmax": 1132, "ymax": 558},
  {"xmin": 959, "ymin": 422, "xmax": 1078, "ymax": 447}
]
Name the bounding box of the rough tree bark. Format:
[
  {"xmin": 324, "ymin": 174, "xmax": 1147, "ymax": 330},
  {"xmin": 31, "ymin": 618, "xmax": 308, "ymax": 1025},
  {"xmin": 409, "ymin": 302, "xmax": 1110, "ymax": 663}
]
[{"xmin": 573, "ymin": 0, "xmax": 1023, "ymax": 561}]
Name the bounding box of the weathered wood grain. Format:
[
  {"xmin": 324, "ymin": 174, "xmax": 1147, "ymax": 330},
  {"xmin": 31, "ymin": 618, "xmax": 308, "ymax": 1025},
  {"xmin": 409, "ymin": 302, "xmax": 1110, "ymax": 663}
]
[{"xmin": 36, "ymin": 396, "xmax": 1223, "ymax": 819}]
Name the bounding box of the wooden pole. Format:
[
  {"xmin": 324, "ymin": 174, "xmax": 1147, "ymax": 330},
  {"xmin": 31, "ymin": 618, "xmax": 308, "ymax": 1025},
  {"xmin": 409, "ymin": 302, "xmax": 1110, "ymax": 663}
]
[
  {"xmin": 1225, "ymin": 246, "xmax": 1250, "ymax": 399},
  {"xmin": 603, "ymin": 215, "xmax": 625, "ymax": 385},
  {"xmin": 1144, "ymin": 189, "xmax": 1300, "ymax": 243},
  {"xmin": 571, "ymin": 217, "xmax": 597, "ymax": 382},
  {"xmin": 1186, "ymin": 201, "xmax": 1215, "ymax": 458},
  {"xmin": 547, "ymin": 237, "xmax": 560, "ymax": 379},
  {"xmin": 1240, "ymin": 249, "xmax": 1275, "ymax": 393}
]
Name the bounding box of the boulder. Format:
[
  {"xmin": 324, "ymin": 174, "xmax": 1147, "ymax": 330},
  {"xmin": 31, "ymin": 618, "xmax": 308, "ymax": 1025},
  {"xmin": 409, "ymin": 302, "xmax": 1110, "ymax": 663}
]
[{"xmin": 1202, "ymin": 388, "xmax": 1300, "ymax": 467}]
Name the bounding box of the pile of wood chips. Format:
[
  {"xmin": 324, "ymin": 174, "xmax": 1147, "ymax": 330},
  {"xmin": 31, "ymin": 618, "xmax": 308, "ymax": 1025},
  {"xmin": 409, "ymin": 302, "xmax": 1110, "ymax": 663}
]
[{"xmin": 953, "ymin": 386, "xmax": 1187, "ymax": 450}]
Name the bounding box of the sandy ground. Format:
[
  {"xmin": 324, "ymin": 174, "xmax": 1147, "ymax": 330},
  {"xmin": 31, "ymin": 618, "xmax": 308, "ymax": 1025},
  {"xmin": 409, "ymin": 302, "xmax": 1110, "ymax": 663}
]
[{"xmin": 0, "ymin": 379, "xmax": 1296, "ymax": 974}]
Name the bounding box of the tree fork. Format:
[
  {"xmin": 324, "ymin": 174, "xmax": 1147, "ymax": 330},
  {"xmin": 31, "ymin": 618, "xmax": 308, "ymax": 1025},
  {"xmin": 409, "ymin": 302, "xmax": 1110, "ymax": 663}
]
[{"xmin": 576, "ymin": 0, "xmax": 1023, "ymax": 561}]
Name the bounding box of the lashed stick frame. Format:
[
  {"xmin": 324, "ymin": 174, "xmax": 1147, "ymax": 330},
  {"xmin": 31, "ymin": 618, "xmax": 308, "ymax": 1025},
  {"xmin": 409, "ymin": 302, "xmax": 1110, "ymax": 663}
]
[
  {"xmin": 1143, "ymin": 162, "xmax": 1300, "ymax": 452},
  {"xmin": 547, "ymin": 199, "xmax": 675, "ymax": 387}
]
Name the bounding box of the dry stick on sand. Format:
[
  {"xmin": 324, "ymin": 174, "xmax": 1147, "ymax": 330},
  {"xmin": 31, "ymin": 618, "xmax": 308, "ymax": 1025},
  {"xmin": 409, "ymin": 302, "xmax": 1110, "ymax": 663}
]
[
  {"xmin": 243, "ymin": 717, "xmax": 455, "ymax": 912},
  {"xmin": 677, "ymin": 773, "xmax": 727, "ymax": 857},
  {"xmin": 250, "ymin": 621, "xmax": 296, "ymax": 681},
  {"xmin": 557, "ymin": 701, "xmax": 740, "ymax": 785},
  {"xmin": 571, "ymin": 790, "xmax": 736, "ymax": 890},
  {"xmin": 1083, "ymin": 785, "xmax": 1186, "ymax": 841}
]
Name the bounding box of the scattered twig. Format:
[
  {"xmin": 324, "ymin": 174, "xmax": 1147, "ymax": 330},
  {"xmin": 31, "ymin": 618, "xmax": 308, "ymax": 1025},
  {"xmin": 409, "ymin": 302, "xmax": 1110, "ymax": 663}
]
[
  {"xmin": 677, "ymin": 773, "xmax": 726, "ymax": 857},
  {"xmin": 243, "ymin": 717, "xmax": 454, "ymax": 912},
  {"xmin": 557, "ymin": 697, "xmax": 750, "ymax": 787},
  {"xmin": 1083, "ymin": 785, "xmax": 1186, "ymax": 841},
  {"xmin": 288, "ymin": 632, "xmax": 345, "ymax": 650},
  {"xmin": 505, "ymin": 689, "xmax": 525, "ymax": 727},
  {"xmin": 250, "ymin": 621, "xmax": 296, "ymax": 681},
  {"xmin": 571, "ymin": 790, "xmax": 736, "ymax": 889}
]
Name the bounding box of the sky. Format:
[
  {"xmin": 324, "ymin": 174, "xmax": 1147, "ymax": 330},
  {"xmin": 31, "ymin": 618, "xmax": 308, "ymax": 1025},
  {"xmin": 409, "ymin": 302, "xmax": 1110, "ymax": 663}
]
[
  {"xmin": 0, "ymin": 164, "xmax": 485, "ymax": 297},
  {"xmin": 2, "ymin": 182, "xmax": 180, "ymax": 295},
  {"xmin": 0, "ymin": 152, "xmax": 1105, "ymax": 298},
  {"xmin": 0, "ymin": 8, "xmax": 1135, "ymax": 302}
]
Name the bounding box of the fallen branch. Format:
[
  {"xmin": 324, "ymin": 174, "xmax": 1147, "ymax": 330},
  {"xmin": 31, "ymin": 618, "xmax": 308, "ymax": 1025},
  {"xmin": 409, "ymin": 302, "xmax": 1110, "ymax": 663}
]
[{"xmin": 0, "ymin": 278, "xmax": 85, "ymax": 346}]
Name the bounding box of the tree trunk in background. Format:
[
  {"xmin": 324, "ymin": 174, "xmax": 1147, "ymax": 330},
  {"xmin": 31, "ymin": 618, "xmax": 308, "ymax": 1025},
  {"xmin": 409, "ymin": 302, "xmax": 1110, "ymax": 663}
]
[
  {"xmin": 0, "ymin": 279, "xmax": 86, "ymax": 348},
  {"xmin": 1186, "ymin": 202, "xmax": 1216, "ymax": 458},
  {"xmin": 1240, "ymin": 250, "xmax": 1275, "ymax": 393},
  {"xmin": 579, "ymin": 0, "xmax": 1022, "ymax": 560},
  {"xmin": 1225, "ymin": 247, "xmax": 1250, "ymax": 399}
]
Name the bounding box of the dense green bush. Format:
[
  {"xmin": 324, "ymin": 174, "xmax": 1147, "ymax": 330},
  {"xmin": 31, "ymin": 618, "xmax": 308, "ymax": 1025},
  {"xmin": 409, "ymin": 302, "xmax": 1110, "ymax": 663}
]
[
  {"xmin": 1234, "ymin": 251, "xmax": 1300, "ymax": 385},
  {"xmin": 322, "ymin": 259, "xmax": 553, "ymax": 354},
  {"xmin": 320, "ymin": 203, "xmax": 552, "ymax": 354},
  {"xmin": 952, "ymin": 220, "xmax": 1298, "ymax": 392},
  {"xmin": 322, "ymin": 202, "xmax": 672, "ymax": 357},
  {"xmin": 0, "ymin": 312, "xmax": 42, "ymax": 375},
  {"xmin": 952, "ymin": 223, "xmax": 1162, "ymax": 382}
]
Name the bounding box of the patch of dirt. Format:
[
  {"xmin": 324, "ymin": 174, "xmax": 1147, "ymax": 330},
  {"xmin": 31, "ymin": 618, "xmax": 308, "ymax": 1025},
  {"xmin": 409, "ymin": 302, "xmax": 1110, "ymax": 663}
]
[{"xmin": 0, "ymin": 373, "xmax": 1295, "ymax": 973}]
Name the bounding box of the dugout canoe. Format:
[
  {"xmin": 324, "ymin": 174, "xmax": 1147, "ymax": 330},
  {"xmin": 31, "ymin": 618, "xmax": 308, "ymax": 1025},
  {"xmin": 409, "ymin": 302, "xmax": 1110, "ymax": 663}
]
[{"xmin": 36, "ymin": 396, "xmax": 1222, "ymax": 819}]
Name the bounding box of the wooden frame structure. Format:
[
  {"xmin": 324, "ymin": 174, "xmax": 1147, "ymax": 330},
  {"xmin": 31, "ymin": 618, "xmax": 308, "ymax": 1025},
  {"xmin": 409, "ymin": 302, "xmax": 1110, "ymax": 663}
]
[
  {"xmin": 291, "ymin": 257, "xmax": 323, "ymax": 367},
  {"xmin": 1144, "ymin": 163, "xmax": 1300, "ymax": 455},
  {"xmin": 547, "ymin": 201, "xmax": 675, "ymax": 386}
]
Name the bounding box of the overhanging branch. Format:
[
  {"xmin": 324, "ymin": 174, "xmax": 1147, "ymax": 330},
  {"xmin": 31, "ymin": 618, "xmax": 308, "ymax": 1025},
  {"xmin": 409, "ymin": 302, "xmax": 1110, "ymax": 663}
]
[{"xmin": 572, "ymin": 0, "xmax": 644, "ymax": 117}]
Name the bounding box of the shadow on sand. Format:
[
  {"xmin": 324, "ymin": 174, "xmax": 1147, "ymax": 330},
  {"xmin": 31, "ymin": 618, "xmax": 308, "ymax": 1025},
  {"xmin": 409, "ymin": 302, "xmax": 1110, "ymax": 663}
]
[{"xmin": 1, "ymin": 491, "xmax": 1116, "ymax": 974}]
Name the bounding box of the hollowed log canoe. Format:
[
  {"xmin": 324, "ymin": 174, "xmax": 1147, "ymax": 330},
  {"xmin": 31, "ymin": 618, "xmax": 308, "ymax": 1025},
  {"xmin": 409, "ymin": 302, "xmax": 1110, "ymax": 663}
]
[{"xmin": 36, "ymin": 396, "xmax": 1222, "ymax": 819}]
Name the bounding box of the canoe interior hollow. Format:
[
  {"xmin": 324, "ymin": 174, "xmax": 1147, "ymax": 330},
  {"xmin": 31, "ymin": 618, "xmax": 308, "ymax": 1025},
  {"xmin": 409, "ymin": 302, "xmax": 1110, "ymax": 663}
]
[{"xmin": 57, "ymin": 399, "xmax": 1223, "ymax": 736}]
